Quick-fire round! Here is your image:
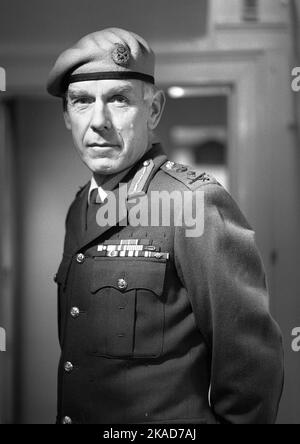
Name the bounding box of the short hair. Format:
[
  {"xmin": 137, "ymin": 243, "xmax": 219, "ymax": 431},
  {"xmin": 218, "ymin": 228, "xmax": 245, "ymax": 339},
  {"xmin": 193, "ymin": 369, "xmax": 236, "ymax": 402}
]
[{"xmin": 143, "ymin": 82, "xmax": 157, "ymax": 105}]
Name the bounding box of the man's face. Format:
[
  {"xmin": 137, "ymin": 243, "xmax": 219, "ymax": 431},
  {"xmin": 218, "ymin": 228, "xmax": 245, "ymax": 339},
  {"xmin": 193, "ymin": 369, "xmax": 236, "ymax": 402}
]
[{"xmin": 64, "ymin": 79, "xmax": 153, "ymax": 175}]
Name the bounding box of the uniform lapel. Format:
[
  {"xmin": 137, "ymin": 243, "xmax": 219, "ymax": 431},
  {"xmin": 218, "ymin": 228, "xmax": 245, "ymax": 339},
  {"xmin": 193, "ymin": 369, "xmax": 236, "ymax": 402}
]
[
  {"xmin": 67, "ymin": 183, "xmax": 90, "ymax": 249},
  {"xmin": 79, "ymin": 167, "xmax": 133, "ymax": 249},
  {"xmin": 73, "ymin": 143, "xmax": 167, "ymax": 253}
]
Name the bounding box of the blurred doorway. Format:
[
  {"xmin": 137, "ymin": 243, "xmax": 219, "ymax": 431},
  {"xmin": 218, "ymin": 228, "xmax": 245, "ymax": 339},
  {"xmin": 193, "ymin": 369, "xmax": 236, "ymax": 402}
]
[{"xmin": 158, "ymin": 86, "xmax": 229, "ymax": 191}]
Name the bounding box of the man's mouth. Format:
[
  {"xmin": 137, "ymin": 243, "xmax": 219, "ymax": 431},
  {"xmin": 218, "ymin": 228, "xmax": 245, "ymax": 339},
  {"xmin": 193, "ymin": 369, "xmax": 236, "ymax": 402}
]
[
  {"xmin": 88, "ymin": 143, "xmax": 119, "ymax": 148},
  {"xmin": 87, "ymin": 143, "xmax": 121, "ymax": 159}
]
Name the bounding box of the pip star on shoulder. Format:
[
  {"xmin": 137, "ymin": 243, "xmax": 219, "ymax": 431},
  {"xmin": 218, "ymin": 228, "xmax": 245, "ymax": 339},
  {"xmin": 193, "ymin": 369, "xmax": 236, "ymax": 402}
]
[{"xmin": 48, "ymin": 27, "xmax": 284, "ymax": 425}]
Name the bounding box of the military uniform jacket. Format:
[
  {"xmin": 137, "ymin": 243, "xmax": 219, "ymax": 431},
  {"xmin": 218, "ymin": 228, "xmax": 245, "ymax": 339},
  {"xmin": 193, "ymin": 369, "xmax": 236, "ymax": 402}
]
[{"xmin": 55, "ymin": 144, "xmax": 284, "ymax": 424}]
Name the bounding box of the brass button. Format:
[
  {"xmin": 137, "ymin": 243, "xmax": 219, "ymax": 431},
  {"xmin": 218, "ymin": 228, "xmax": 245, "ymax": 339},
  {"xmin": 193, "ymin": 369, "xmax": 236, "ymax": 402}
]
[
  {"xmin": 117, "ymin": 278, "xmax": 128, "ymax": 291},
  {"xmin": 76, "ymin": 253, "xmax": 85, "ymax": 264},
  {"xmin": 143, "ymin": 160, "xmax": 150, "ymax": 167},
  {"xmin": 62, "ymin": 416, "xmax": 72, "ymax": 424},
  {"xmin": 70, "ymin": 307, "xmax": 80, "ymax": 318},
  {"xmin": 64, "ymin": 361, "xmax": 73, "ymax": 373}
]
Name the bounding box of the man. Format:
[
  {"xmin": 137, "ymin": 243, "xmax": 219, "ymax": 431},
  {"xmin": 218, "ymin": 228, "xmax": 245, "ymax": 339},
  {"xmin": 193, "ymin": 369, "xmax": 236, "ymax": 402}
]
[{"xmin": 47, "ymin": 28, "xmax": 284, "ymax": 424}]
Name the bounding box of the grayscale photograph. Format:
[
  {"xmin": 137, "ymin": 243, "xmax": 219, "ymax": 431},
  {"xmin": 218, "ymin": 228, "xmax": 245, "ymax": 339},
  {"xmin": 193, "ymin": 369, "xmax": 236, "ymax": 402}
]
[{"xmin": 0, "ymin": 0, "xmax": 298, "ymax": 426}]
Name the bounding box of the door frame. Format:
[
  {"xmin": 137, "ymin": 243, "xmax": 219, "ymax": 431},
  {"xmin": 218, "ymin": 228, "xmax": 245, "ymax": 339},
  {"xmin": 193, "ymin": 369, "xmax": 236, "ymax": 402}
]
[{"xmin": 156, "ymin": 48, "xmax": 272, "ymax": 261}]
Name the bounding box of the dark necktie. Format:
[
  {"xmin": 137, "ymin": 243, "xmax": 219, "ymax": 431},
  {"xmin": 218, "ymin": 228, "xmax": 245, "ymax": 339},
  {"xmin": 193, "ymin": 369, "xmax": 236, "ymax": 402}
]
[{"xmin": 86, "ymin": 188, "xmax": 101, "ymax": 232}]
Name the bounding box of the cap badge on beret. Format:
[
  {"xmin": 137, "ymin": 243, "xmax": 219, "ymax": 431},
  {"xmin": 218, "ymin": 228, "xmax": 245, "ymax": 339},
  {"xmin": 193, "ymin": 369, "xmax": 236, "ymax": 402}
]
[{"xmin": 111, "ymin": 43, "xmax": 131, "ymax": 67}]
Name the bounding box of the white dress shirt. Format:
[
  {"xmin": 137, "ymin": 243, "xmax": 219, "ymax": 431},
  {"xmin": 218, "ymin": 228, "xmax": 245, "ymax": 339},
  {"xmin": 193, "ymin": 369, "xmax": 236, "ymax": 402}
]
[{"xmin": 88, "ymin": 176, "xmax": 108, "ymax": 205}]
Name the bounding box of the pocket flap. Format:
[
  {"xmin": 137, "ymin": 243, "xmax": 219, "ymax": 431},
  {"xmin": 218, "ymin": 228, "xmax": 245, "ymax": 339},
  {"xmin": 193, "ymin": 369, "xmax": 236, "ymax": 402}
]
[{"xmin": 91, "ymin": 258, "xmax": 166, "ymax": 296}]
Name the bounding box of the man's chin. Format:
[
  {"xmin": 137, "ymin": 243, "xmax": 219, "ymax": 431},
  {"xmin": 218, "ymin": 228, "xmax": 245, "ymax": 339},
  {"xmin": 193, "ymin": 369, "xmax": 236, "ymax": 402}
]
[{"xmin": 86, "ymin": 159, "xmax": 123, "ymax": 175}]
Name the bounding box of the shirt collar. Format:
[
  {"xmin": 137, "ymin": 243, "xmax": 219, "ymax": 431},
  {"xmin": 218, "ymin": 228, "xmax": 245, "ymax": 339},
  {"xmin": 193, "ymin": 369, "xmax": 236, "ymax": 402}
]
[
  {"xmin": 88, "ymin": 177, "xmax": 108, "ymax": 205},
  {"xmin": 88, "ymin": 164, "xmax": 134, "ymax": 205},
  {"xmin": 87, "ymin": 144, "xmax": 165, "ymax": 205}
]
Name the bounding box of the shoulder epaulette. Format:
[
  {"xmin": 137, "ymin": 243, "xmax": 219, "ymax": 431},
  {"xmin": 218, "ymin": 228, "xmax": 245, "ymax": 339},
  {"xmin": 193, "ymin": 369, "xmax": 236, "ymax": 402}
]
[{"xmin": 160, "ymin": 161, "xmax": 219, "ymax": 190}]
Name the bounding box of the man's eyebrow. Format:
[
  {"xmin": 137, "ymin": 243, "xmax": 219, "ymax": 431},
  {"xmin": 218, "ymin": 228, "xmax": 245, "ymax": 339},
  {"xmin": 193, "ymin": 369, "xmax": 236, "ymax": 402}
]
[
  {"xmin": 105, "ymin": 85, "xmax": 134, "ymax": 95},
  {"xmin": 67, "ymin": 85, "xmax": 135, "ymax": 97},
  {"xmin": 67, "ymin": 89, "xmax": 93, "ymax": 97}
]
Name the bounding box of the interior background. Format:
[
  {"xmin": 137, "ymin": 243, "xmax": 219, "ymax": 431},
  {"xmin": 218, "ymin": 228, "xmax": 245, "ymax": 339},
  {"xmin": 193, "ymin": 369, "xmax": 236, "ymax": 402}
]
[{"xmin": 0, "ymin": 0, "xmax": 299, "ymax": 424}]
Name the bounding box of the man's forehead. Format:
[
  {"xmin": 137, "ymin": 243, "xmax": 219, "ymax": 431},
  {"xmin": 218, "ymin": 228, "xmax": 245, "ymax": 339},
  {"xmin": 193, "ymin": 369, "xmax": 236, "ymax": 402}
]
[{"xmin": 67, "ymin": 79, "xmax": 143, "ymax": 95}]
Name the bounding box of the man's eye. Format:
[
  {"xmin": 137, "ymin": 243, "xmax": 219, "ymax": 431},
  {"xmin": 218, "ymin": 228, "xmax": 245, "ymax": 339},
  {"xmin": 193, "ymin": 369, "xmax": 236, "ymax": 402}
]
[
  {"xmin": 109, "ymin": 95, "xmax": 128, "ymax": 105},
  {"xmin": 68, "ymin": 97, "xmax": 94, "ymax": 108},
  {"xmin": 73, "ymin": 97, "xmax": 93, "ymax": 105}
]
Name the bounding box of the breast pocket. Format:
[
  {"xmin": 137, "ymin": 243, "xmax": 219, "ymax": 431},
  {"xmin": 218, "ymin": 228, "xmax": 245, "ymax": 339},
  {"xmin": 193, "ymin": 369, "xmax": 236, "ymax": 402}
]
[{"xmin": 88, "ymin": 257, "xmax": 167, "ymax": 359}]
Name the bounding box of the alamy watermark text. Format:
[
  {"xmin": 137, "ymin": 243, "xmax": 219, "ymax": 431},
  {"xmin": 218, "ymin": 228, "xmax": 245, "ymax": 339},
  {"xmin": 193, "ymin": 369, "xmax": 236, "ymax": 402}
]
[
  {"xmin": 95, "ymin": 184, "xmax": 205, "ymax": 238},
  {"xmin": 0, "ymin": 66, "xmax": 5, "ymax": 92},
  {"xmin": 0, "ymin": 327, "xmax": 6, "ymax": 352}
]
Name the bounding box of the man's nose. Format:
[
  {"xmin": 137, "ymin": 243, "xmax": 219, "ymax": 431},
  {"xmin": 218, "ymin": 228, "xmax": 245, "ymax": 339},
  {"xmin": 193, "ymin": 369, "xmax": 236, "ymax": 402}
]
[{"xmin": 90, "ymin": 100, "xmax": 111, "ymax": 131}]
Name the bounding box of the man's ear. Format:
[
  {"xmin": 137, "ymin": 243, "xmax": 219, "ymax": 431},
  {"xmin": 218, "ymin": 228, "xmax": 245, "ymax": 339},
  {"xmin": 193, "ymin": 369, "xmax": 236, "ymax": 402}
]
[
  {"xmin": 148, "ymin": 89, "xmax": 166, "ymax": 130},
  {"xmin": 63, "ymin": 110, "xmax": 72, "ymax": 130}
]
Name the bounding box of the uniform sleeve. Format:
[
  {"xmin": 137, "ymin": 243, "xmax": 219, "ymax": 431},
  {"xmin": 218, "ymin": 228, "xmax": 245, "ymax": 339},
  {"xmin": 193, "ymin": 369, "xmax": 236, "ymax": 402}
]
[{"xmin": 174, "ymin": 183, "xmax": 284, "ymax": 424}]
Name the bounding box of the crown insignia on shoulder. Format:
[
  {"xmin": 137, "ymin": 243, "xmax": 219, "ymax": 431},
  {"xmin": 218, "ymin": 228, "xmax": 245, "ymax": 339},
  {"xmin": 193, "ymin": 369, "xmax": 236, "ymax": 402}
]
[{"xmin": 161, "ymin": 161, "xmax": 217, "ymax": 190}]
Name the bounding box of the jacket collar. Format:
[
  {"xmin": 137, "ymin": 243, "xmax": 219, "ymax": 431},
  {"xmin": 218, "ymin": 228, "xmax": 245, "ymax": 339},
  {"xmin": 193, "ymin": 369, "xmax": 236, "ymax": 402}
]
[{"xmin": 70, "ymin": 143, "xmax": 167, "ymax": 253}]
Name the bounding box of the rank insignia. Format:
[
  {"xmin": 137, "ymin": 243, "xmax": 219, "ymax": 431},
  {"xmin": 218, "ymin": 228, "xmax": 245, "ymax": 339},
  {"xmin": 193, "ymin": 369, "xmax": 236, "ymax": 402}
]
[
  {"xmin": 161, "ymin": 161, "xmax": 218, "ymax": 190},
  {"xmin": 187, "ymin": 172, "xmax": 212, "ymax": 185}
]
